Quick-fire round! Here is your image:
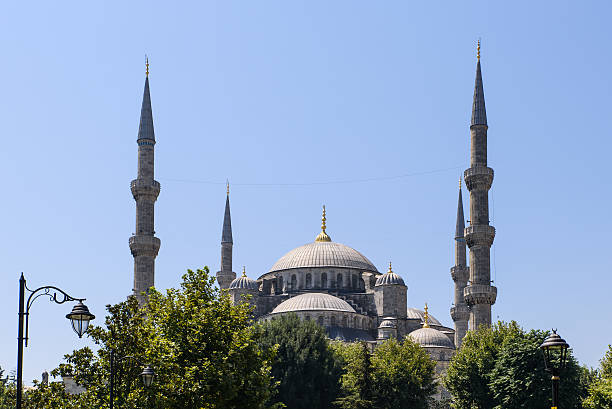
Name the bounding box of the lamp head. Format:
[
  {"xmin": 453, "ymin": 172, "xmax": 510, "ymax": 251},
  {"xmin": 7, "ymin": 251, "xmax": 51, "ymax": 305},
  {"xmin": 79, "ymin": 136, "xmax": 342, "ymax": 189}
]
[{"xmin": 65, "ymin": 302, "xmax": 95, "ymax": 338}]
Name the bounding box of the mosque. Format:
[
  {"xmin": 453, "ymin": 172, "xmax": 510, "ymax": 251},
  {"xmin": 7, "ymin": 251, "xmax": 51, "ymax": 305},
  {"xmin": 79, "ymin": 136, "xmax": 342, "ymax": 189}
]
[{"xmin": 129, "ymin": 44, "xmax": 497, "ymax": 392}]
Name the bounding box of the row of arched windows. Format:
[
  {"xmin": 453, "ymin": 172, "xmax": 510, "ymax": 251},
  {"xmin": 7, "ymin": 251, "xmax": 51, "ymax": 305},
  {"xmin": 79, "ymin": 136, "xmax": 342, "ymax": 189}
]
[{"xmin": 280, "ymin": 272, "xmax": 364, "ymax": 291}]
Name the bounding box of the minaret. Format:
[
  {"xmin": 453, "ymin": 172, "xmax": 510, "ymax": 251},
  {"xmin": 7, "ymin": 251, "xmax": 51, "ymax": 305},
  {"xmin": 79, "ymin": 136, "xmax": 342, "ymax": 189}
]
[
  {"xmin": 463, "ymin": 42, "xmax": 497, "ymax": 330},
  {"xmin": 450, "ymin": 179, "xmax": 470, "ymax": 346},
  {"xmin": 129, "ymin": 58, "xmax": 161, "ymax": 299},
  {"xmin": 216, "ymin": 182, "xmax": 236, "ymax": 289}
]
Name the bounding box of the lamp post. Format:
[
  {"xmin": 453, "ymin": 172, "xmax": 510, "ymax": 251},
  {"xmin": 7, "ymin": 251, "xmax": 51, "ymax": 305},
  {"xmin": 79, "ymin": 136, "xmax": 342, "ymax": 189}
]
[
  {"xmin": 16, "ymin": 273, "xmax": 95, "ymax": 409},
  {"xmin": 109, "ymin": 352, "xmax": 155, "ymax": 409},
  {"xmin": 540, "ymin": 329, "xmax": 569, "ymax": 409}
]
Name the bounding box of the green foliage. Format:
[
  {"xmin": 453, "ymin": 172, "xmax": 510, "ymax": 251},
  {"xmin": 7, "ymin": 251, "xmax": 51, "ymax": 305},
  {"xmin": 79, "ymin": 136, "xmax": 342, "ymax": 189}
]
[
  {"xmin": 489, "ymin": 329, "xmax": 583, "ymax": 409},
  {"xmin": 444, "ymin": 322, "xmax": 585, "ymax": 409},
  {"xmin": 332, "ymin": 342, "xmax": 375, "ymax": 409},
  {"xmin": 601, "ymin": 345, "xmax": 612, "ymax": 379},
  {"xmin": 259, "ymin": 314, "xmax": 342, "ymax": 409},
  {"xmin": 583, "ymin": 377, "xmax": 612, "ymax": 408},
  {"xmin": 333, "ymin": 338, "xmax": 436, "ymax": 409},
  {"xmin": 444, "ymin": 321, "xmax": 521, "ymax": 409},
  {"xmin": 371, "ymin": 338, "xmax": 437, "ymax": 409},
  {"xmin": 19, "ymin": 267, "xmax": 279, "ymax": 409},
  {"xmin": 584, "ymin": 345, "xmax": 612, "ymax": 408}
]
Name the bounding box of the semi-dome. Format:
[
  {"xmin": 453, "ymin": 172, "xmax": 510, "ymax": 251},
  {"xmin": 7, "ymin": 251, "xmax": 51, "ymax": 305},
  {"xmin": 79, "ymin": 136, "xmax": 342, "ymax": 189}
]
[
  {"xmin": 375, "ymin": 262, "xmax": 405, "ymax": 286},
  {"xmin": 229, "ymin": 269, "xmax": 259, "ymax": 290},
  {"xmin": 269, "ymin": 241, "xmax": 378, "ymax": 273},
  {"xmin": 408, "ymin": 327, "xmax": 455, "ymax": 349},
  {"xmin": 406, "ymin": 308, "xmax": 442, "ymax": 326},
  {"xmin": 271, "ymin": 293, "xmax": 356, "ymax": 314},
  {"xmin": 379, "ymin": 319, "xmax": 397, "ymax": 328}
]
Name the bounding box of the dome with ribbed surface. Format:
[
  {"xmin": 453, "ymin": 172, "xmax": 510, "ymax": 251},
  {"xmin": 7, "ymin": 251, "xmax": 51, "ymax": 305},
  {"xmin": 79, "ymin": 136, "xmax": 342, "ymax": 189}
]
[
  {"xmin": 375, "ymin": 272, "xmax": 405, "ymax": 286},
  {"xmin": 269, "ymin": 241, "xmax": 378, "ymax": 273},
  {"xmin": 271, "ymin": 293, "xmax": 356, "ymax": 314},
  {"xmin": 408, "ymin": 327, "xmax": 454, "ymax": 349},
  {"xmin": 406, "ymin": 308, "xmax": 442, "ymax": 326},
  {"xmin": 229, "ymin": 275, "xmax": 258, "ymax": 290}
]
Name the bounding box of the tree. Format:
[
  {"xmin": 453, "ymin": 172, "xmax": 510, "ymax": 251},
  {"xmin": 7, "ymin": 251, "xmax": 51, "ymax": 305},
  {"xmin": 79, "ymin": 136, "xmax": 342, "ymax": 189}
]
[
  {"xmin": 584, "ymin": 345, "xmax": 612, "ymax": 409},
  {"xmin": 489, "ymin": 329, "xmax": 583, "ymax": 409},
  {"xmin": 371, "ymin": 338, "xmax": 436, "ymax": 409},
  {"xmin": 259, "ymin": 314, "xmax": 342, "ymax": 409},
  {"xmin": 333, "ymin": 338, "xmax": 436, "ymax": 409},
  {"xmin": 444, "ymin": 321, "xmax": 521, "ymax": 409},
  {"xmin": 332, "ymin": 342, "xmax": 375, "ymax": 409},
  {"xmin": 445, "ymin": 322, "xmax": 585, "ymax": 409},
  {"xmin": 20, "ymin": 267, "xmax": 280, "ymax": 409}
]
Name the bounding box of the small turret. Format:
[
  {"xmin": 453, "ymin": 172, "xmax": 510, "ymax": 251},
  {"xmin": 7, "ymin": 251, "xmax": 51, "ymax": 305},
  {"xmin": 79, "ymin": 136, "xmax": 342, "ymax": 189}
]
[
  {"xmin": 228, "ymin": 267, "xmax": 258, "ymax": 311},
  {"xmin": 374, "ymin": 262, "xmax": 407, "ymax": 318}
]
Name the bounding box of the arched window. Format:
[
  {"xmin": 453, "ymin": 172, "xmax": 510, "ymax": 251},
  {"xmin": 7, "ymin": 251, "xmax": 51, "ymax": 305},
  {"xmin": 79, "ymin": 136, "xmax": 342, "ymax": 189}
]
[
  {"xmin": 352, "ymin": 274, "xmax": 357, "ymax": 289},
  {"xmin": 321, "ymin": 273, "xmax": 328, "ymax": 288},
  {"xmin": 305, "ymin": 315, "xmax": 311, "ymax": 321},
  {"xmin": 331, "ymin": 316, "xmax": 336, "ymax": 326},
  {"xmin": 291, "ymin": 275, "xmax": 297, "ymax": 290},
  {"xmin": 337, "ymin": 273, "xmax": 343, "ymax": 288},
  {"xmin": 318, "ymin": 316, "xmax": 324, "ymax": 326},
  {"xmin": 278, "ymin": 276, "xmax": 283, "ymax": 292},
  {"xmin": 306, "ymin": 273, "xmax": 312, "ymax": 288},
  {"xmin": 341, "ymin": 316, "xmax": 347, "ymax": 327}
]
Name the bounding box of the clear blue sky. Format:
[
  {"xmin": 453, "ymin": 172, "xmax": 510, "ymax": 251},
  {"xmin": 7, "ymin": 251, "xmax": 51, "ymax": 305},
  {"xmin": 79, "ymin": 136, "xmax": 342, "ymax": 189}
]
[{"xmin": 1, "ymin": 1, "xmax": 610, "ymax": 384}]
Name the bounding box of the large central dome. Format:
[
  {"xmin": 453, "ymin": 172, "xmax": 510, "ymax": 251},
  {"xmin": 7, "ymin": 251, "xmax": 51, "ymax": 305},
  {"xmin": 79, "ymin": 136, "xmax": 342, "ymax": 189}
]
[{"xmin": 269, "ymin": 241, "xmax": 378, "ymax": 273}]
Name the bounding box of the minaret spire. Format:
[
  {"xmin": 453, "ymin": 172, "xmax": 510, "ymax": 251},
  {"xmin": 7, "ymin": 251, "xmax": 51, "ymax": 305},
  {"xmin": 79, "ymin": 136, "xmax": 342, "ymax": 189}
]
[
  {"xmin": 450, "ymin": 178, "xmax": 469, "ymax": 346},
  {"xmin": 463, "ymin": 44, "xmax": 497, "ymax": 330},
  {"xmin": 129, "ymin": 59, "xmax": 161, "ymax": 300},
  {"xmin": 471, "ymin": 41, "xmax": 487, "ymax": 127},
  {"xmin": 217, "ymin": 183, "xmax": 236, "ymax": 289}
]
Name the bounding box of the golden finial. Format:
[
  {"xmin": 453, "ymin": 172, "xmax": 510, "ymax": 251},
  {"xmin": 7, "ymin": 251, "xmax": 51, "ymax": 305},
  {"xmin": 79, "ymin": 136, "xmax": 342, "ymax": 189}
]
[
  {"xmin": 242, "ymin": 266, "xmax": 246, "ymax": 277},
  {"xmin": 477, "ymin": 40, "xmax": 481, "ymax": 61},
  {"xmin": 145, "ymin": 55, "xmax": 149, "ymax": 77},
  {"xmin": 459, "ymin": 177, "xmax": 462, "ymax": 189},
  {"xmin": 315, "ymin": 205, "xmax": 332, "ymax": 242},
  {"xmin": 388, "ymin": 261, "xmax": 393, "ymax": 274},
  {"xmin": 226, "ymin": 180, "xmax": 230, "ymax": 196},
  {"xmin": 423, "ymin": 303, "xmax": 430, "ymax": 328}
]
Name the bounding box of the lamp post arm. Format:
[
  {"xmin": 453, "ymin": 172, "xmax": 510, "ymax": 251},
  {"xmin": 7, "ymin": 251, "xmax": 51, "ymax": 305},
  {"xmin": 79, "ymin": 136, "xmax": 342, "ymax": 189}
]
[{"xmin": 23, "ymin": 283, "xmax": 86, "ymax": 347}]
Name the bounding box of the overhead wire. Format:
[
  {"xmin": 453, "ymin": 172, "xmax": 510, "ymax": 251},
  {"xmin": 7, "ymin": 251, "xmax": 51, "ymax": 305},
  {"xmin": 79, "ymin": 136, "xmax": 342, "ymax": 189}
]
[{"xmin": 160, "ymin": 165, "xmax": 464, "ymax": 187}]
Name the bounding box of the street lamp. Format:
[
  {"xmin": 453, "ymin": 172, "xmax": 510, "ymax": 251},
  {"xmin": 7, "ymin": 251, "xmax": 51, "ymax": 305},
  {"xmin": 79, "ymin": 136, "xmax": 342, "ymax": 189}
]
[
  {"xmin": 16, "ymin": 273, "xmax": 94, "ymax": 409},
  {"xmin": 109, "ymin": 353, "xmax": 156, "ymax": 409},
  {"xmin": 540, "ymin": 329, "xmax": 569, "ymax": 409}
]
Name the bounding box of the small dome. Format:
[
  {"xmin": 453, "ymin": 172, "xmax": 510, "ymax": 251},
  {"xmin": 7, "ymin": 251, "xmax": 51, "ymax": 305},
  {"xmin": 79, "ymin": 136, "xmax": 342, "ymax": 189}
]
[
  {"xmin": 406, "ymin": 308, "xmax": 442, "ymax": 326},
  {"xmin": 375, "ymin": 263, "xmax": 405, "ymax": 286},
  {"xmin": 408, "ymin": 327, "xmax": 455, "ymax": 349},
  {"xmin": 229, "ymin": 274, "xmax": 258, "ymax": 291},
  {"xmin": 379, "ymin": 319, "xmax": 396, "ymax": 329},
  {"xmin": 271, "ymin": 293, "xmax": 356, "ymax": 314}
]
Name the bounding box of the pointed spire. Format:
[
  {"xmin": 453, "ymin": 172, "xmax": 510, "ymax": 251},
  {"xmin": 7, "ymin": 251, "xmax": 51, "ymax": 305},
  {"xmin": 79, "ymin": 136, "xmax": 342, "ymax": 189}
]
[
  {"xmin": 137, "ymin": 60, "xmax": 155, "ymax": 142},
  {"xmin": 222, "ymin": 185, "xmax": 233, "ymax": 244},
  {"xmin": 471, "ymin": 40, "xmax": 487, "ymax": 127},
  {"xmin": 242, "ymin": 266, "xmax": 246, "ymax": 277},
  {"xmin": 315, "ymin": 205, "xmax": 332, "ymax": 242},
  {"xmin": 388, "ymin": 261, "xmax": 393, "ymax": 274},
  {"xmin": 455, "ymin": 178, "xmax": 465, "ymax": 239},
  {"xmin": 423, "ymin": 303, "xmax": 430, "ymax": 328}
]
